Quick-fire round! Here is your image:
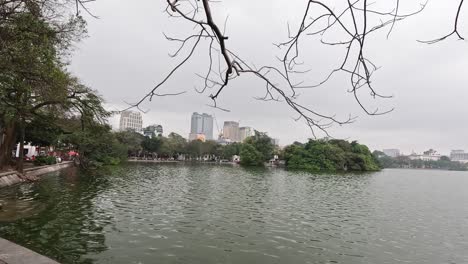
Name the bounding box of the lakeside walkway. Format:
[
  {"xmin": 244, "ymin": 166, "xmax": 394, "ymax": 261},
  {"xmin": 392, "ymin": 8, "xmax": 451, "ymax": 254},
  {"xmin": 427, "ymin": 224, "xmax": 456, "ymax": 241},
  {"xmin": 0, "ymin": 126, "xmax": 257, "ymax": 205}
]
[
  {"xmin": 0, "ymin": 238, "xmax": 59, "ymax": 264},
  {"xmin": 0, "ymin": 161, "xmax": 74, "ymax": 188}
]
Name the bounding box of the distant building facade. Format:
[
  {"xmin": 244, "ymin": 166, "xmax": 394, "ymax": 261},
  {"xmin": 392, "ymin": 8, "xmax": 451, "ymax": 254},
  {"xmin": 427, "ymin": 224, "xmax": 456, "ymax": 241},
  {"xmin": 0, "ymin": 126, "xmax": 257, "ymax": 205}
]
[
  {"xmin": 239, "ymin": 127, "xmax": 254, "ymax": 142},
  {"xmin": 408, "ymin": 149, "xmax": 441, "ymax": 161},
  {"xmin": 223, "ymin": 121, "xmax": 240, "ymax": 142},
  {"xmin": 119, "ymin": 111, "xmax": 143, "ymax": 132},
  {"xmin": 271, "ymin": 138, "xmax": 280, "ymax": 146},
  {"xmin": 143, "ymin": 125, "xmax": 163, "ymax": 138},
  {"xmin": 383, "ymin": 149, "xmax": 400, "ymax": 158},
  {"xmin": 450, "ymin": 150, "xmax": 468, "ymax": 163},
  {"xmin": 216, "ymin": 137, "xmax": 233, "ymax": 145},
  {"xmin": 15, "ymin": 143, "xmax": 38, "ymax": 158},
  {"xmin": 193, "ymin": 134, "xmax": 206, "ymax": 142},
  {"xmin": 189, "ymin": 112, "xmax": 213, "ymax": 141}
]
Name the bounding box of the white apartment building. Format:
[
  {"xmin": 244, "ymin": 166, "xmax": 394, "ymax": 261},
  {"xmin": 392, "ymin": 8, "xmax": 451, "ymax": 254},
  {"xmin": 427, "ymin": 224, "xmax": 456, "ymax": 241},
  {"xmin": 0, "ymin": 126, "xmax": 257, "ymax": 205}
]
[{"xmin": 119, "ymin": 111, "xmax": 143, "ymax": 132}]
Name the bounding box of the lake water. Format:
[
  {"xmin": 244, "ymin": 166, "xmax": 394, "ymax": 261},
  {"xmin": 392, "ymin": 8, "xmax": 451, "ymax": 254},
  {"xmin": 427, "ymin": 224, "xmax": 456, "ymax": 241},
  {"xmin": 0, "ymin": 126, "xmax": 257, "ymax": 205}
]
[{"xmin": 0, "ymin": 164, "xmax": 467, "ymax": 264}]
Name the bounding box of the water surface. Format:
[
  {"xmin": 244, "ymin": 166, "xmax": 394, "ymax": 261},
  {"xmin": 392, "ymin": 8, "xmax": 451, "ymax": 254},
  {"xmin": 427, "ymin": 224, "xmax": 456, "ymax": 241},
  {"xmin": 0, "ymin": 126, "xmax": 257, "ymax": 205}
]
[{"xmin": 0, "ymin": 164, "xmax": 467, "ymax": 264}]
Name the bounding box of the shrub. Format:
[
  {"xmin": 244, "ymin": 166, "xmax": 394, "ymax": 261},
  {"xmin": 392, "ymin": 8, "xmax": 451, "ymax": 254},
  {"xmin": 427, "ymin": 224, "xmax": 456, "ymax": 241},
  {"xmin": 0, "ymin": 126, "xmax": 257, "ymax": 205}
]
[
  {"xmin": 34, "ymin": 156, "xmax": 57, "ymax": 166},
  {"xmin": 284, "ymin": 139, "xmax": 380, "ymax": 172},
  {"xmin": 240, "ymin": 144, "xmax": 264, "ymax": 166}
]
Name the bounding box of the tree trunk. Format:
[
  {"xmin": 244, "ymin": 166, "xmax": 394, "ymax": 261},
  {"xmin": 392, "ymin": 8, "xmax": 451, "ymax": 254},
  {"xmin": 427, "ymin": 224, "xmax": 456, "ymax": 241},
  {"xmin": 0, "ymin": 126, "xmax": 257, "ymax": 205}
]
[
  {"xmin": 16, "ymin": 121, "xmax": 25, "ymax": 173},
  {"xmin": 0, "ymin": 122, "xmax": 17, "ymax": 170}
]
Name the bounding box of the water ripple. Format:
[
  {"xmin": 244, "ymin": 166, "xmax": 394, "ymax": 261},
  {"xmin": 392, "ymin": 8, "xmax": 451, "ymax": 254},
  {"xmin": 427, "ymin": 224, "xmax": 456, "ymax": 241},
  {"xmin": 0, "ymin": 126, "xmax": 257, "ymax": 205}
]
[{"xmin": 0, "ymin": 165, "xmax": 467, "ymax": 264}]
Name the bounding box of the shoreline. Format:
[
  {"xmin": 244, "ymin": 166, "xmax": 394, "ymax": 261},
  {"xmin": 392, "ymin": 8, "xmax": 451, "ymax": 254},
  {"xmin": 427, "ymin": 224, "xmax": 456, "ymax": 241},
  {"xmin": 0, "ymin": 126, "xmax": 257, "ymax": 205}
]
[
  {"xmin": 0, "ymin": 238, "xmax": 59, "ymax": 264},
  {"xmin": 127, "ymin": 160, "xmax": 468, "ymax": 172},
  {"xmin": 0, "ymin": 161, "xmax": 74, "ymax": 189},
  {"xmin": 127, "ymin": 159, "xmax": 238, "ymax": 165}
]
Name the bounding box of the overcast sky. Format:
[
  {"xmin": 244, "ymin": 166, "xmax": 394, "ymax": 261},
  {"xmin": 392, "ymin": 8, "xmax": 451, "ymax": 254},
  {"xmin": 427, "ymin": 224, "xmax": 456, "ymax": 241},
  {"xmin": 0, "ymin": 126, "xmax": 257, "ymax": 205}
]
[{"xmin": 69, "ymin": 0, "xmax": 467, "ymax": 155}]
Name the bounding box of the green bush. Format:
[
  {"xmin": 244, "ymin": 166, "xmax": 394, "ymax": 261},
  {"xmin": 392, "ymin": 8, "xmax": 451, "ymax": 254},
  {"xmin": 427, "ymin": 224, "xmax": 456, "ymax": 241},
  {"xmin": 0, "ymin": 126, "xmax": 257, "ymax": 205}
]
[
  {"xmin": 60, "ymin": 123, "xmax": 128, "ymax": 169},
  {"xmin": 240, "ymin": 144, "xmax": 264, "ymax": 166},
  {"xmin": 284, "ymin": 139, "xmax": 380, "ymax": 172},
  {"xmin": 34, "ymin": 156, "xmax": 57, "ymax": 166}
]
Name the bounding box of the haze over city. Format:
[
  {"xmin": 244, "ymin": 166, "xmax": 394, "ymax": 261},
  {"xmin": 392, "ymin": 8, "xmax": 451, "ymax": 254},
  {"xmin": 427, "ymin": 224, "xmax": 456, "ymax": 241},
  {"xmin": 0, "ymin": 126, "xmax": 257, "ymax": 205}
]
[{"xmin": 69, "ymin": 0, "xmax": 468, "ymax": 155}]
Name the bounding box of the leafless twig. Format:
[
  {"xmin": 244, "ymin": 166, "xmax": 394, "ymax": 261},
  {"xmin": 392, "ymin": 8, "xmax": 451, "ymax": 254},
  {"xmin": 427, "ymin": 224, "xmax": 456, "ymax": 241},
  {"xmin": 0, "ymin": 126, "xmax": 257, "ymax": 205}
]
[
  {"xmin": 124, "ymin": 0, "xmax": 464, "ymax": 137},
  {"xmin": 418, "ymin": 0, "xmax": 465, "ymax": 44}
]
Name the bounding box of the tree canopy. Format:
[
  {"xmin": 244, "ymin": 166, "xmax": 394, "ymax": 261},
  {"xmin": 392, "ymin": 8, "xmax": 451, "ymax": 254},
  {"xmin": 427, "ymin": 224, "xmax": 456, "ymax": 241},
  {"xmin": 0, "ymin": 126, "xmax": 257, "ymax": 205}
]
[
  {"xmin": 284, "ymin": 139, "xmax": 380, "ymax": 172},
  {"xmin": 0, "ymin": 0, "xmax": 104, "ymax": 172}
]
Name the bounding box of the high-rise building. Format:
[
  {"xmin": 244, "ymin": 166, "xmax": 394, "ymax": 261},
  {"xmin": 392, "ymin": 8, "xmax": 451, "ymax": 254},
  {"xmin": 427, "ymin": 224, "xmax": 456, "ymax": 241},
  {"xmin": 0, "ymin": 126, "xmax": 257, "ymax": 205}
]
[
  {"xmin": 189, "ymin": 112, "xmax": 213, "ymax": 140},
  {"xmin": 119, "ymin": 111, "xmax": 143, "ymax": 132},
  {"xmin": 143, "ymin": 124, "xmax": 163, "ymax": 138},
  {"xmin": 223, "ymin": 121, "xmax": 240, "ymax": 142},
  {"xmin": 190, "ymin": 113, "xmax": 203, "ymax": 135},
  {"xmin": 239, "ymin": 127, "xmax": 254, "ymax": 142},
  {"xmin": 202, "ymin": 113, "xmax": 213, "ymax": 140}
]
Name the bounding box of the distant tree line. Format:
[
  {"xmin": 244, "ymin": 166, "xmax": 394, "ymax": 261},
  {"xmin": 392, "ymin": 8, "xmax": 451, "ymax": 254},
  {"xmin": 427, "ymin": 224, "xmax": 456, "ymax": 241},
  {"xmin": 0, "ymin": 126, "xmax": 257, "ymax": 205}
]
[
  {"xmin": 372, "ymin": 151, "xmax": 468, "ymax": 171},
  {"xmin": 21, "ymin": 117, "xmax": 386, "ymax": 172},
  {"xmin": 116, "ymin": 130, "xmax": 279, "ymax": 167}
]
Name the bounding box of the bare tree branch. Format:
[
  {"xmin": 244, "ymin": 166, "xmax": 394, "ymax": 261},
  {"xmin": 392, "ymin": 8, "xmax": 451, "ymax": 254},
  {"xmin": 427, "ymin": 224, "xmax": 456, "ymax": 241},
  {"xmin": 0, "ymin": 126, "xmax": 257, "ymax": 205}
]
[
  {"xmin": 119, "ymin": 0, "xmax": 465, "ymax": 137},
  {"xmin": 418, "ymin": 0, "xmax": 465, "ymax": 44}
]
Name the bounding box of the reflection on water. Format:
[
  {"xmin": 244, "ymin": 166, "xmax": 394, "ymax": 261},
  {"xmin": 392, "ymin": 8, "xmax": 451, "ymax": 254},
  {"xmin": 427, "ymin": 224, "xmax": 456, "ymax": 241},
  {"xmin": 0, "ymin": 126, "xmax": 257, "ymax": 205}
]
[
  {"xmin": 0, "ymin": 197, "xmax": 46, "ymax": 222},
  {"xmin": 0, "ymin": 168, "xmax": 111, "ymax": 263},
  {"xmin": 0, "ymin": 164, "xmax": 468, "ymax": 264}
]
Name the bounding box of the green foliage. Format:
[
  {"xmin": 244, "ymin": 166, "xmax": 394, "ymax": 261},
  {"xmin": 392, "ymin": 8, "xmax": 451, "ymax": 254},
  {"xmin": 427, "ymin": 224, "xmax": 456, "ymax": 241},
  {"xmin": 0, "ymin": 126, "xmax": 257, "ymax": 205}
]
[
  {"xmin": 185, "ymin": 140, "xmax": 220, "ymax": 159},
  {"xmin": 23, "ymin": 115, "xmax": 63, "ymax": 147},
  {"xmin": 0, "ymin": 11, "xmax": 85, "ymax": 120},
  {"xmin": 221, "ymin": 142, "xmax": 241, "ymax": 159},
  {"xmin": 115, "ymin": 131, "xmax": 145, "ymax": 156},
  {"xmin": 33, "ymin": 156, "xmax": 56, "ymax": 166},
  {"xmin": 244, "ymin": 131, "xmax": 274, "ymax": 162},
  {"xmin": 440, "ymin": 156, "xmax": 451, "ymax": 161},
  {"xmin": 61, "ymin": 123, "xmax": 127, "ymax": 169},
  {"xmin": 121, "ymin": 131, "xmax": 271, "ymax": 164},
  {"xmin": 141, "ymin": 136, "xmax": 163, "ymax": 153},
  {"xmin": 284, "ymin": 139, "xmax": 380, "ymax": 172},
  {"xmin": 0, "ymin": 2, "xmax": 94, "ymax": 170},
  {"xmin": 239, "ymin": 144, "xmax": 264, "ymax": 166},
  {"xmin": 158, "ymin": 132, "xmax": 187, "ymax": 158}
]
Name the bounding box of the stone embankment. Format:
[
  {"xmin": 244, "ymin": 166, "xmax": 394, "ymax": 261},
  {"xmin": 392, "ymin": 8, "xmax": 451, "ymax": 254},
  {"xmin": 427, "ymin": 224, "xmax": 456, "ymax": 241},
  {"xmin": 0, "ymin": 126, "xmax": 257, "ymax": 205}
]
[
  {"xmin": 0, "ymin": 161, "xmax": 73, "ymax": 188},
  {"xmin": 0, "ymin": 238, "xmax": 59, "ymax": 264}
]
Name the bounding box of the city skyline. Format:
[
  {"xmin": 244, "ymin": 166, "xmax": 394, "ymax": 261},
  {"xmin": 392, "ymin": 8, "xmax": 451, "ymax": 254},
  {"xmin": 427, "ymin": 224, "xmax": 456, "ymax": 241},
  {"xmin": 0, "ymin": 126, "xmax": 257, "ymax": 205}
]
[
  {"xmin": 115, "ymin": 110, "xmax": 271, "ymax": 144},
  {"xmin": 71, "ymin": 0, "xmax": 468, "ymax": 156},
  {"xmin": 110, "ymin": 110, "xmax": 466, "ymax": 154}
]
